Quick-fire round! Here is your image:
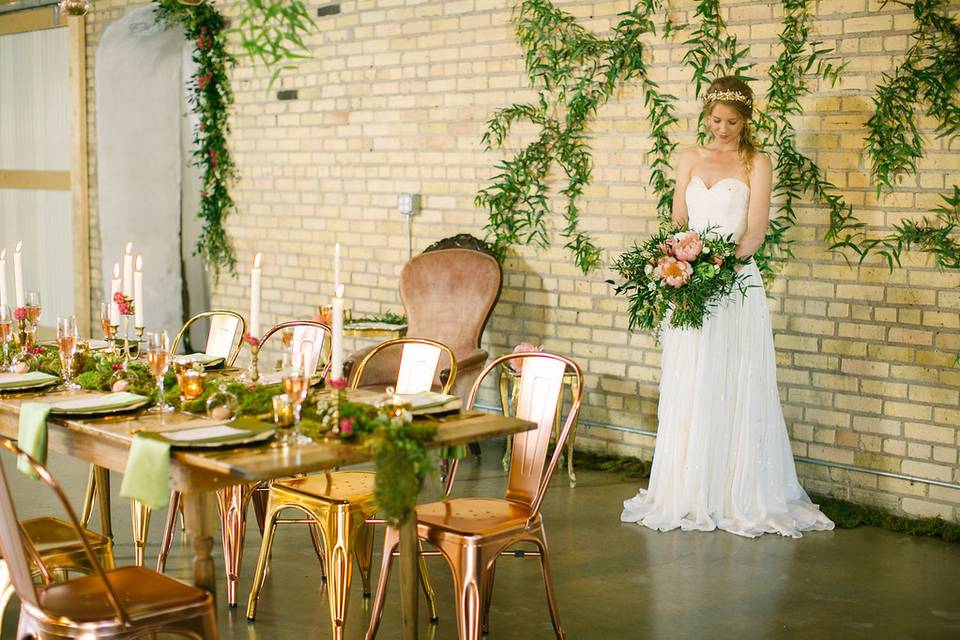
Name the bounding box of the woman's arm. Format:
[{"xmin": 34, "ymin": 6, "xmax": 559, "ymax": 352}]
[
  {"xmin": 671, "ymin": 149, "xmax": 695, "ymax": 227},
  {"xmin": 736, "ymin": 153, "xmax": 773, "ymax": 259}
]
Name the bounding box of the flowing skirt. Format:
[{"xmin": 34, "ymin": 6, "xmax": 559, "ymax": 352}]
[{"xmin": 621, "ymin": 261, "xmax": 834, "ymax": 538}]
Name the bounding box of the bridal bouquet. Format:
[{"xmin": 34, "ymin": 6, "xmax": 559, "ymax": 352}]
[{"xmin": 610, "ymin": 225, "xmax": 752, "ymax": 333}]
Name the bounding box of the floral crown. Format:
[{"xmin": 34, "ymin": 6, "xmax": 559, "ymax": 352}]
[{"xmin": 704, "ymin": 89, "xmax": 752, "ymax": 107}]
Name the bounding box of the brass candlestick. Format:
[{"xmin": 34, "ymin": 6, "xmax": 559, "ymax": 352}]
[
  {"xmin": 122, "ymin": 316, "xmax": 132, "ymax": 365},
  {"xmin": 108, "ymin": 323, "xmax": 119, "ymax": 357},
  {"xmin": 134, "ymin": 325, "xmax": 144, "ymax": 359},
  {"xmin": 15, "ymin": 318, "xmax": 27, "ymax": 351},
  {"xmin": 246, "ymin": 342, "xmax": 261, "ymax": 383}
]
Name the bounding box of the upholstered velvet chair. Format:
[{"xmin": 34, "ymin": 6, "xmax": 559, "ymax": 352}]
[{"xmin": 346, "ymin": 237, "xmax": 502, "ymax": 405}]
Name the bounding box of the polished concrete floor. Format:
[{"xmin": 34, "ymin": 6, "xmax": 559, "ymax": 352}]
[{"xmin": 2, "ymin": 443, "xmax": 959, "ymax": 639}]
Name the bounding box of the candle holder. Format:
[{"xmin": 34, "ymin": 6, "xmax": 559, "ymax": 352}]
[
  {"xmin": 122, "ymin": 316, "xmax": 132, "ymax": 366},
  {"xmin": 15, "ymin": 317, "xmax": 28, "ymax": 352},
  {"xmin": 134, "ymin": 325, "xmax": 144, "ymax": 358},
  {"xmin": 240, "ymin": 341, "xmax": 261, "ymax": 383},
  {"xmin": 108, "ymin": 324, "xmax": 119, "ymax": 357}
]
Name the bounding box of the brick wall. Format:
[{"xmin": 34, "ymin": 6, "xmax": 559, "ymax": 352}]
[{"xmin": 83, "ymin": 0, "xmax": 960, "ymax": 519}]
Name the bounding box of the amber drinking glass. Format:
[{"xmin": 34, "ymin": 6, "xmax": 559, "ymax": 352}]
[{"xmin": 146, "ymin": 331, "xmax": 172, "ymax": 413}]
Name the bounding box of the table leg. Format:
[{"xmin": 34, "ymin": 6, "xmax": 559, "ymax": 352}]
[
  {"xmin": 182, "ymin": 491, "xmax": 218, "ymax": 600},
  {"xmin": 94, "ymin": 465, "xmax": 113, "ymax": 539},
  {"xmin": 398, "ymin": 516, "xmax": 419, "ymax": 640}
]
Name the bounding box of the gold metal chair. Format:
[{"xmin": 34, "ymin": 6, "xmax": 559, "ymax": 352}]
[
  {"xmin": 0, "ymin": 439, "xmax": 217, "ymax": 639},
  {"xmin": 154, "ymin": 320, "xmax": 332, "ymax": 608},
  {"xmin": 170, "ymin": 309, "xmax": 248, "ymax": 366},
  {"xmin": 365, "ymin": 351, "xmax": 583, "ymax": 640},
  {"xmin": 130, "ymin": 310, "xmax": 247, "ymax": 568},
  {"xmin": 246, "ymin": 337, "xmax": 457, "ymax": 639}
]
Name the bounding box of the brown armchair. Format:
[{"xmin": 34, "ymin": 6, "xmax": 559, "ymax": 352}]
[{"xmin": 346, "ymin": 238, "xmax": 502, "ymax": 404}]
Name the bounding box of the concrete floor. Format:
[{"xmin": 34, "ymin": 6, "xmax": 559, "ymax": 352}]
[{"xmin": 2, "ymin": 442, "xmax": 959, "ymax": 640}]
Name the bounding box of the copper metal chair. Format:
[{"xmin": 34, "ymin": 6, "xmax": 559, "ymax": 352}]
[
  {"xmin": 365, "ymin": 351, "xmax": 583, "ymax": 640},
  {"xmin": 129, "ymin": 310, "xmax": 247, "ymax": 570},
  {"xmin": 0, "ymin": 439, "xmax": 217, "ymax": 639},
  {"xmin": 1, "ymin": 515, "xmax": 115, "ymax": 636},
  {"xmin": 155, "ymin": 320, "xmax": 332, "ymax": 608},
  {"xmin": 246, "ymin": 337, "xmax": 457, "ymax": 639}
]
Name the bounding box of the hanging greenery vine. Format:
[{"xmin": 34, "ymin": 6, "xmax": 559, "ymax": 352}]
[
  {"xmin": 153, "ymin": 0, "xmax": 316, "ymax": 281},
  {"xmin": 476, "ymin": 0, "xmax": 678, "ymax": 273},
  {"xmin": 862, "ymin": 0, "xmax": 960, "ymax": 270},
  {"xmin": 155, "ymin": 0, "xmax": 238, "ymax": 280}
]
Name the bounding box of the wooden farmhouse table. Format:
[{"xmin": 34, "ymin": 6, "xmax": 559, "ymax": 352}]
[{"xmin": 0, "ymin": 388, "xmax": 534, "ymax": 639}]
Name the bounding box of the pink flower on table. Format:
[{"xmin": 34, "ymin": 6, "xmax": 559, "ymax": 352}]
[
  {"xmin": 339, "ymin": 418, "xmax": 354, "ymax": 437},
  {"xmin": 509, "ymin": 341, "xmax": 543, "ymax": 373},
  {"xmin": 654, "ymin": 256, "xmax": 693, "ymax": 288},
  {"xmin": 666, "ymin": 231, "xmax": 703, "ymax": 262},
  {"xmin": 242, "ymin": 333, "xmax": 259, "ymax": 347},
  {"xmin": 13, "ymin": 308, "xmax": 27, "ymax": 321},
  {"xmin": 328, "ymin": 377, "xmax": 348, "ymax": 390}
]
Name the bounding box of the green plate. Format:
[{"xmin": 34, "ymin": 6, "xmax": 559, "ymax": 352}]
[
  {"xmin": 48, "ymin": 392, "xmax": 150, "ymax": 416},
  {"xmin": 161, "ymin": 416, "xmax": 277, "ymax": 448},
  {"xmin": 0, "ymin": 372, "xmax": 60, "ymax": 393}
]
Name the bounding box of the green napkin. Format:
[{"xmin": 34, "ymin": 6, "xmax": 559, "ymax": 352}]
[
  {"xmin": 0, "ymin": 372, "xmax": 57, "ymax": 390},
  {"xmin": 119, "ymin": 432, "xmax": 171, "ymax": 509},
  {"xmin": 48, "ymin": 392, "xmax": 147, "ymax": 414},
  {"xmin": 17, "ymin": 402, "xmax": 52, "ymax": 478}
]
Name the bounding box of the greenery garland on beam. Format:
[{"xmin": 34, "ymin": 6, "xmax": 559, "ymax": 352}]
[
  {"xmin": 477, "ymin": 0, "xmax": 677, "ymax": 273},
  {"xmin": 862, "ymin": 0, "xmax": 960, "ymax": 271}
]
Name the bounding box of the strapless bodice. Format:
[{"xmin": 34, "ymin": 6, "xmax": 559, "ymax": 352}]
[{"xmin": 685, "ymin": 175, "xmax": 750, "ymax": 241}]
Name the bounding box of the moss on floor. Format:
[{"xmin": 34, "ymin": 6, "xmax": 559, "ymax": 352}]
[{"xmin": 570, "ymin": 449, "xmax": 960, "ymax": 543}]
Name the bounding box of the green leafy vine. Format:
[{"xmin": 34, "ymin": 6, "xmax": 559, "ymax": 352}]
[
  {"xmin": 155, "ymin": 0, "xmax": 238, "ymax": 281},
  {"xmin": 862, "ymin": 0, "xmax": 960, "ymax": 270},
  {"xmin": 477, "ymin": 0, "xmax": 676, "ymax": 273},
  {"xmin": 234, "ymin": 0, "xmax": 316, "ymax": 90}
]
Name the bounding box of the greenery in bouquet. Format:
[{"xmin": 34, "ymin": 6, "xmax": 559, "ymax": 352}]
[{"xmin": 611, "ymin": 225, "xmax": 752, "ymax": 334}]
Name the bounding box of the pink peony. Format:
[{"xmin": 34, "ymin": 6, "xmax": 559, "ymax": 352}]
[
  {"xmin": 13, "ymin": 307, "xmax": 27, "ymax": 321},
  {"xmin": 328, "ymin": 377, "xmax": 348, "ymax": 389},
  {"xmin": 667, "ymin": 231, "xmax": 703, "ymax": 262},
  {"xmin": 339, "ymin": 418, "xmax": 354, "ymax": 437},
  {"xmin": 654, "ymin": 256, "xmax": 693, "ymax": 288},
  {"xmin": 242, "ymin": 333, "xmax": 259, "ymax": 347},
  {"xmin": 510, "ymin": 341, "xmax": 543, "ymax": 373}
]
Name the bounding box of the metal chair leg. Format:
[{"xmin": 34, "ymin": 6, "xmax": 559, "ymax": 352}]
[
  {"xmin": 533, "ymin": 532, "xmax": 566, "ymax": 639},
  {"xmin": 80, "ymin": 465, "xmax": 96, "ymax": 527},
  {"xmin": 130, "ymin": 500, "xmax": 151, "ymax": 566},
  {"xmin": 156, "ymin": 491, "xmax": 181, "ymax": 572},
  {"xmin": 94, "ymin": 466, "xmax": 113, "ymax": 539},
  {"xmin": 355, "ymin": 521, "xmax": 374, "ymax": 596},
  {"xmin": 418, "ymin": 542, "xmax": 439, "ymax": 622},
  {"xmin": 364, "ymin": 525, "xmax": 399, "ymax": 640},
  {"xmin": 246, "ymin": 502, "xmax": 283, "ymax": 621},
  {"xmin": 215, "ymin": 483, "xmax": 254, "ymax": 607}
]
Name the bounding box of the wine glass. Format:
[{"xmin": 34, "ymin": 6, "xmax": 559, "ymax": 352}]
[
  {"xmin": 281, "ymin": 350, "xmax": 309, "ymax": 431},
  {"xmin": 0, "ymin": 306, "xmax": 12, "ymax": 370},
  {"xmin": 145, "ymin": 331, "xmax": 173, "ymax": 413},
  {"xmin": 24, "ymin": 290, "xmax": 41, "ymax": 324},
  {"xmin": 56, "ymin": 316, "xmax": 79, "ymax": 390}
]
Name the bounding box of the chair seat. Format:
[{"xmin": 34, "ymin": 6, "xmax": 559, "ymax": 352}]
[
  {"xmin": 21, "ymin": 516, "xmax": 110, "ymax": 555},
  {"xmin": 37, "ymin": 566, "xmax": 210, "ymax": 622},
  {"xmin": 273, "ymin": 471, "xmax": 376, "ymax": 504},
  {"xmin": 415, "ymin": 498, "xmax": 538, "ymax": 538}
]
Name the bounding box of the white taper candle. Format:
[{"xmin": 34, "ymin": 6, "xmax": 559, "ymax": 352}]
[
  {"xmin": 110, "ymin": 263, "xmax": 121, "ymax": 325},
  {"xmin": 331, "ymin": 284, "xmax": 344, "ymax": 381},
  {"xmin": 13, "ymin": 241, "xmax": 23, "ymax": 309},
  {"xmin": 122, "ymin": 242, "xmax": 134, "ymax": 297},
  {"xmin": 134, "ymin": 256, "xmax": 144, "ymax": 328},
  {"xmin": 250, "ymin": 252, "xmax": 262, "ymax": 338}
]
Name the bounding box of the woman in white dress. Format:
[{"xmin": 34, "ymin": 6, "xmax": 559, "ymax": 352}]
[{"xmin": 620, "ymin": 76, "xmax": 834, "ymax": 538}]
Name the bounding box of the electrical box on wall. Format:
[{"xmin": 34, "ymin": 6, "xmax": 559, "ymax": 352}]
[{"xmin": 397, "ymin": 192, "xmax": 420, "ymax": 216}]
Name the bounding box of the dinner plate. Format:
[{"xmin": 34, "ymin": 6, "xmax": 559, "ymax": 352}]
[
  {"xmin": 174, "ymin": 353, "xmax": 226, "ymax": 369},
  {"xmin": 48, "ymin": 392, "xmax": 151, "ymax": 416},
  {"xmin": 0, "ymin": 372, "xmax": 60, "ymax": 393},
  {"xmin": 162, "ymin": 417, "xmax": 277, "ymax": 448}
]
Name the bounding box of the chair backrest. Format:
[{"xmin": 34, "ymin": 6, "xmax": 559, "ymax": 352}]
[
  {"xmin": 170, "ymin": 310, "xmax": 246, "ymax": 366},
  {"xmin": 0, "ymin": 440, "xmax": 127, "ymax": 624},
  {"xmin": 400, "ymin": 248, "xmax": 501, "ymax": 357},
  {"xmin": 464, "ymin": 352, "xmax": 583, "ymax": 518},
  {"xmin": 351, "ymin": 338, "xmax": 458, "ymax": 395},
  {"xmin": 259, "ymin": 320, "xmax": 332, "ymax": 378}
]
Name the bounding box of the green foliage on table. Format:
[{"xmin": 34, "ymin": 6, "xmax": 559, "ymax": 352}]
[
  {"xmin": 301, "ymin": 392, "xmax": 437, "ymax": 526},
  {"xmin": 176, "ymin": 377, "xmax": 280, "ymax": 415},
  {"xmin": 74, "ymin": 356, "xmax": 168, "ymax": 399},
  {"xmin": 371, "ymin": 420, "xmax": 437, "ymax": 527},
  {"xmin": 234, "ymin": 0, "xmax": 316, "ymax": 90},
  {"xmin": 476, "ymin": 0, "xmax": 677, "ymax": 273},
  {"xmin": 349, "ymin": 311, "xmax": 407, "ymax": 326}
]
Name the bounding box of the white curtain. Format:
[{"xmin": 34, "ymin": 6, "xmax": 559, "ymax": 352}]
[{"xmin": 0, "ymin": 28, "xmax": 74, "ymax": 322}]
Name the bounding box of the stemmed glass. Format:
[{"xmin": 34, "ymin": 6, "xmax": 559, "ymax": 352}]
[
  {"xmin": 99, "ymin": 302, "xmax": 115, "ymax": 351},
  {"xmin": 0, "ymin": 306, "xmax": 12, "ymax": 370},
  {"xmin": 281, "ymin": 350, "xmax": 309, "ymax": 433},
  {"xmin": 56, "ymin": 316, "xmax": 79, "ymax": 390},
  {"xmin": 145, "ymin": 331, "xmax": 173, "ymax": 413}
]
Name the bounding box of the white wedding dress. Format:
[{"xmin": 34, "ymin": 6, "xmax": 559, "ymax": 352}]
[{"xmin": 620, "ymin": 175, "xmax": 834, "ymax": 538}]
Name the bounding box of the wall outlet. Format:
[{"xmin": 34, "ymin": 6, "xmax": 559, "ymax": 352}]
[{"xmin": 397, "ymin": 192, "xmax": 420, "ymax": 216}]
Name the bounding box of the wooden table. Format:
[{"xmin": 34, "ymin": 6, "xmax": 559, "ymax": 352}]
[{"xmin": 0, "ymin": 388, "xmax": 534, "ymax": 639}]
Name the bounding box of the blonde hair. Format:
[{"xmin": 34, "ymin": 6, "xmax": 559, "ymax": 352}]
[{"xmin": 702, "ymin": 76, "xmax": 757, "ymax": 179}]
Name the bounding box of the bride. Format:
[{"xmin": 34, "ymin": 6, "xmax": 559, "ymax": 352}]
[{"xmin": 620, "ymin": 76, "xmax": 834, "ymax": 538}]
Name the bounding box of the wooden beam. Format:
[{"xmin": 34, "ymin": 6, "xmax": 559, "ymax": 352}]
[
  {"xmin": 68, "ymin": 13, "xmax": 90, "ymax": 336},
  {"xmin": 0, "ymin": 6, "xmax": 64, "ymax": 36},
  {"xmin": 0, "ymin": 169, "xmax": 70, "ymax": 190}
]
